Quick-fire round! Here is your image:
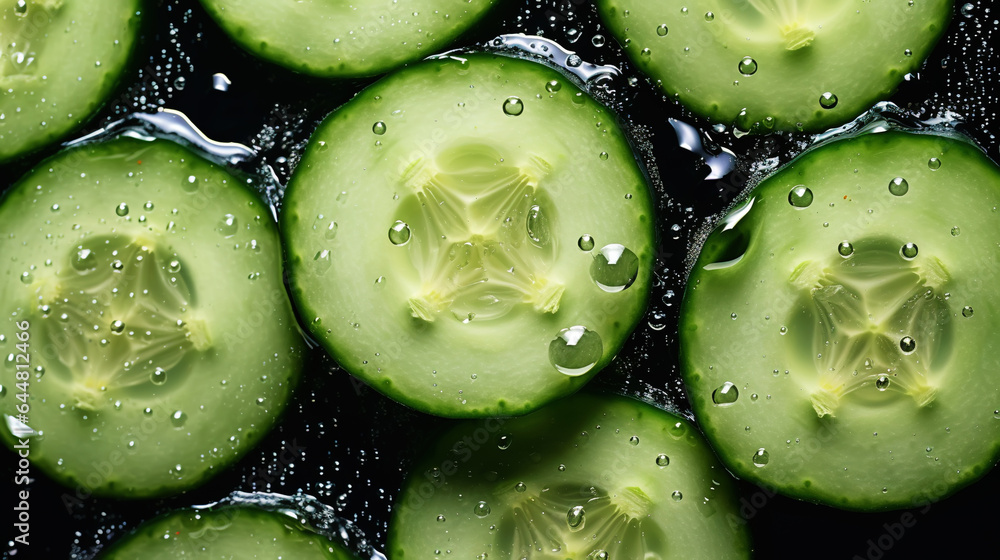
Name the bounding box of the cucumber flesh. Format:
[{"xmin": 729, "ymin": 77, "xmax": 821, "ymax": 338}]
[
  {"xmin": 0, "ymin": 136, "xmax": 304, "ymax": 497},
  {"xmin": 283, "ymin": 53, "xmax": 656, "ymax": 417},
  {"xmin": 388, "ymin": 393, "xmax": 752, "ymax": 559},
  {"xmin": 596, "ymin": 0, "xmax": 953, "ymax": 132},
  {"xmin": 198, "ymin": 0, "xmax": 499, "ymax": 78},
  {"xmin": 680, "ymin": 128, "xmax": 1000, "ymax": 510},
  {"xmin": 100, "ymin": 505, "xmax": 358, "ymax": 559},
  {"xmin": 0, "ymin": 0, "xmax": 142, "ymax": 162}
]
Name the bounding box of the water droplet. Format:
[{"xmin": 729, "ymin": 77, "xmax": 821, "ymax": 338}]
[
  {"xmin": 752, "ymin": 448, "xmax": 769, "ymax": 467},
  {"xmin": 545, "ymin": 80, "xmax": 561, "ymax": 93},
  {"xmin": 888, "ymin": 177, "xmax": 909, "ymax": 196},
  {"xmin": 372, "ymin": 121, "xmax": 387, "ymax": 135},
  {"xmin": 819, "ymin": 92, "xmax": 838, "ymax": 109},
  {"xmin": 150, "ymin": 367, "xmax": 167, "ymax": 385},
  {"xmin": 389, "ymin": 221, "xmax": 411, "ymax": 246},
  {"xmin": 143, "ymin": 201, "xmax": 155, "ymax": 211},
  {"xmin": 19, "ymin": 271, "xmax": 32, "ymax": 285},
  {"xmin": 928, "ymin": 157, "xmax": 942, "ymax": 170},
  {"xmin": 171, "ymin": 410, "xmax": 187, "ymax": 428},
  {"xmin": 72, "ymin": 248, "xmax": 98, "ymax": 272},
  {"xmin": 497, "ymin": 434, "xmax": 512, "ymax": 450},
  {"xmin": 566, "ymin": 54, "xmax": 582, "ymax": 67},
  {"xmin": 212, "ymin": 73, "xmax": 231, "ymax": 91},
  {"xmin": 218, "ymin": 214, "xmax": 239, "ymax": 237},
  {"xmin": 578, "ymin": 234, "xmax": 595, "ymax": 251},
  {"xmin": 314, "ymin": 249, "xmax": 332, "ymax": 273},
  {"xmin": 876, "ymin": 375, "xmax": 890, "ymax": 391},
  {"xmin": 473, "ymin": 501, "xmax": 491, "ymax": 518},
  {"xmin": 114, "ymin": 202, "xmax": 131, "ymax": 217},
  {"xmin": 962, "ymin": 306, "xmax": 974, "ymax": 318},
  {"xmin": 640, "ymin": 48, "xmax": 652, "ymax": 58},
  {"xmin": 592, "ymin": 34, "xmax": 605, "ymax": 48},
  {"xmin": 656, "ymin": 24, "xmax": 669, "ymax": 36},
  {"xmin": 514, "ymin": 482, "xmax": 527, "ymax": 493},
  {"xmin": 838, "ymin": 241, "xmax": 854, "ymax": 257},
  {"xmin": 788, "ymin": 185, "xmax": 813, "ymax": 208},
  {"xmin": 671, "ymin": 491, "xmax": 683, "ymax": 501},
  {"xmin": 599, "ymin": 151, "xmax": 609, "ymax": 161},
  {"xmin": 900, "ymin": 242, "xmax": 918, "ymax": 260},
  {"xmin": 14, "ymin": 0, "xmax": 27, "ymax": 16},
  {"xmin": 738, "ymin": 57, "xmax": 758, "ymax": 76},
  {"xmin": 110, "ymin": 320, "xmax": 125, "ymax": 334},
  {"xmin": 436, "ymin": 515, "xmax": 446, "ymax": 523},
  {"xmin": 566, "ymin": 506, "xmax": 585, "ymax": 531},
  {"xmin": 951, "ymin": 226, "xmax": 961, "ymax": 237},
  {"xmin": 629, "ymin": 435, "xmax": 640, "ymax": 446},
  {"xmin": 502, "ymin": 97, "xmax": 524, "ymax": 116},
  {"xmin": 712, "ymin": 382, "xmax": 739, "ymax": 405},
  {"xmin": 704, "ymin": 11, "xmax": 715, "ymax": 21},
  {"xmin": 323, "ymin": 221, "xmax": 338, "ymax": 241},
  {"xmin": 590, "ymin": 244, "xmax": 639, "ymax": 292},
  {"xmin": 549, "ymin": 326, "xmax": 604, "ymax": 376},
  {"xmin": 656, "ymin": 454, "xmax": 670, "ymax": 467},
  {"xmin": 900, "ymin": 336, "xmax": 916, "ymax": 354}
]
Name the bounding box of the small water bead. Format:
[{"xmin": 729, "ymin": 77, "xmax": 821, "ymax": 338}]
[
  {"xmin": 875, "ymin": 375, "xmax": 890, "ymax": 391},
  {"xmin": 838, "ymin": 241, "xmax": 854, "ymax": 257},
  {"xmin": 578, "ymin": 234, "xmax": 595, "ymax": 251},
  {"xmin": 73, "ymin": 248, "xmax": 98, "ymax": 271},
  {"xmin": 738, "ymin": 57, "xmax": 758, "ymax": 76},
  {"xmin": 19, "ymin": 272, "xmax": 32, "ymax": 285},
  {"xmin": 671, "ymin": 491, "xmax": 683, "ymax": 501},
  {"xmin": 525, "ymin": 205, "xmax": 551, "ymax": 247},
  {"xmin": 928, "ymin": 157, "xmax": 942, "ymax": 170},
  {"xmin": 590, "ymin": 244, "xmax": 639, "ymax": 292},
  {"xmin": 592, "ymin": 34, "xmax": 605, "ymax": 47},
  {"xmin": 629, "ymin": 435, "xmax": 640, "ymax": 446},
  {"xmin": 888, "ymin": 177, "xmax": 909, "ymax": 196},
  {"xmin": 110, "ymin": 320, "xmax": 125, "ymax": 334},
  {"xmin": 590, "ymin": 551, "xmax": 609, "ymax": 560},
  {"xmin": 599, "ymin": 151, "xmax": 609, "ymax": 161},
  {"xmin": 656, "ymin": 24, "xmax": 669, "ymax": 36},
  {"xmin": 566, "ymin": 54, "xmax": 583, "ymax": 67},
  {"xmin": 171, "ymin": 410, "xmax": 187, "ymax": 428},
  {"xmin": 15, "ymin": 0, "xmax": 27, "ymax": 16},
  {"xmin": 115, "ymin": 202, "xmax": 129, "ymax": 216},
  {"xmin": 388, "ymin": 221, "xmax": 411, "ymax": 246},
  {"xmin": 218, "ymin": 214, "xmax": 239, "ymax": 237},
  {"xmin": 752, "ymin": 448, "xmax": 769, "ymax": 467},
  {"xmin": 324, "ymin": 221, "xmax": 339, "ymax": 240},
  {"xmin": 962, "ymin": 306, "xmax": 974, "ymax": 318},
  {"xmin": 514, "ymin": 482, "xmax": 527, "ymax": 493},
  {"xmin": 497, "ymin": 434, "xmax": 512, "ymax": 450},
  {"xmin": 640, "ymin": 48, "xmax": 651, "ymax": 58},
  {"xmin": 502, "ymin": 97, "xmax": 524, "ymax": 116},
  {"xmin": 144, "ymin": 201, "xmax": 154, "ymax": 211},
  {"xmin": 900, "ymin": 336, "xmax": 916, "ymax": 354},
  {"xmin": 549, "ymin": 326, "xmax": 604, "ymax": 376},
  {"xmin": 545, "ymin": 80, "xmax": 561, "ymax": 93},
  {"xmin": 900, "ymin": 242, "xmax": 918, "ymax": 259},
  {"xmin": 704, "ymin": 11, "xmax": 715, "ymax": 21},
  {"xmin": 473, "ymin": 501, "xmax": 491, "ymax": 518},
  {"xmin": 951, "ymin": 226, "xmax": 961, "ymax": 237},
  {"xmin": 566, "ymin": 506, "xmax": 585, "ymax": 531},
  {"xmin": 788, "ymin": 185, "xmax": 814, "ymax": 208},
  {"xmin": 150, "ymin": 368, "xmax": 167, "ymax": 385},
  {"xmin": 436, "ymin": 515, "xmax": 446, "ymax": 523},
  {"xmin": 168, "ymin": 260, "xmax": 181, "ymax": 273},
  {"xmin": 656, "ymin": 454, "xmax": 670, "ymax": 467},
  {"xmin": 712, "ymin": 382, "xmax": 739, "ymax": 405},
  {"xmin": 50, "ymin": 203, "xmax": 59, "ymax": 212},
  {"xmin": 372, "ymin": 121, "xmax": 387, "ymax": 135},
  {"xmin": 819, "ymin": 92, "xmax": 838, "ymax": 109}
]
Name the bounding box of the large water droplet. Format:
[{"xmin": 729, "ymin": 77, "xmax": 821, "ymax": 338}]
[
  {"xmin": 115, "ymin": 202, "xmax": 129, "ymax": 216},
  {"xmin": 15, "ymin": 0, "xmax": 27, "ymax": 16},
  {"xmin": 324, "ymin": 221, "xmax": 338, "ymax": 240},
  {"xmin": 525, "ymin": 205, "xmax": 550, "ymax": 247},
  {"xmin": 962, "ymin": 306, "xmax": 974, "ymax": 318},
  {"xmin": 502, "ymin": 97, "xmax": 524, "ymax": 116},
  {"xmin": 566, "ymin": 506, "xmax": 585, "ymax": 531},
  {"xmin": 590, "ymin": 244, "xmax": 639, "ymax": 292},
  {"xmin": 752, "ymin": 448, "xmax": 769, "ymax": 467},
  {"xmin": 578, "ymin": 234, "xmax": 595, "ymax": 252},
  {"xmin": 928, "ymin": 157, "xmax": 942, "ymax": 170},
  {"xmin": 72, "ymin": 248, "xmax": 98, "ymax": 272},
  {"xmin": 888, "ymin": 177, "xmax": 909, "ymax": 196},
  {"xmin": 900, "ymin": 242, "xmax": 918, "ymax": 260},
  {"xmin": 819, "ymin": 92, "xmax": 838, "ymax": 109},
  {"xmin": 150, "ymin": 367, "xmax": 167, "ymax": 385},
  {"xmin": 671, "ymin": 491, "xmax": 683, "ymax": 501},
  {"xmin": 218, "ymin": 214, "xmax": 239, "ymax": 237},
  {"xmin": 110, "ymin": 320, "xmax": 125, "ymax": 334},
  {"xmin": 788, "ymin": 185, "xmax": 813, "ymax": 208},
  {"xmin": 549, "ymin": 326, "xmax": 603, "ymax": 376},
  {"xmin": 314, "ymin": 249, "xmax": 332, "ymax": 273},
  {"xmin": 738, "ymin": 57, "xmax": 758, "ymax": 76},
  {"xmin": 900, "ymin": 336, "xmax": 916, "ymax": 354},
  {"xmin": 545, "ymin": 80, "xmax": 561, "ymax": 93},
  {"xmin": 514, "ymin": 482, "xmax": 527, "ymax": 493},
  {"xmin": 712, "ymin": 382, "xmax": 739, "ymax": 405},
  {"xmin": 171, "ymin": 410, "xmax": 187, "ymax": 428},
  {"xmin": 372, "ymin": 121, "xmax": 387, "ymax": 135},
  {"xmin": 473, "ymin": 501, "xmax": 491, "ymax": 518},
  {"xmin": 838, "ymin": 241, "xmax": 854, "ymax": 257},
  {"xmin": 389, "ymin": 221, "xmax": 411, "ymax": 246},
  {"xmin": 875, "ymin": 375, "xmax": 890, "ymax": 391},
  {"xmin": 656, "ymin": 454, "xmax": 670, "ymax": 467}
]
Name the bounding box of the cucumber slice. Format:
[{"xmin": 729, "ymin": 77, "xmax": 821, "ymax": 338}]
[
  {"xmin": 197, "ymin": 0, "xmax": 499, "ymax": 78},
  {"xmin": 100, "ymin": 504, "xmax": 357, "ymax": 558},
  {"xmin": 0, "ymin": 136, "xmax": 304, "ymax": 497},
  {"xmin": 0, "ymin": 0, "xmax": 142, "ymax": 163},
  {"xmin": 596, "ymin": 0, "xmax": 953, "ymax": 132},
  {"xmin": 388, "ymin": 393, "xmax": 752, "ymax": 559},
  {"xmin": 680, "ymin": 128, "xmax": 1000, "ymax": 510},
  {"xmin": 283, "ymin": 53, "xmax": 656, "ymax": 418}
]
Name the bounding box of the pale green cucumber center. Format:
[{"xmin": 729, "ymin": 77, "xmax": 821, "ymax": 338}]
[
  {"xmin": 788, "ymin": 239, "xmax": 951, "ymax": 417},
  {"xmin": 744, "ymin": 0, "xmax": 849, "ymax": 50},
  {"xmin": 28, "ymin": 234, "xmax": 210, "ymax": 410},
  {"xmin": 0, "ymin": 0, "xmax": 59, "ymax": 81},
  {"xmin": 495, "ymin": 483, "xmax": 664, "ymax": 560},
  {"xmin": 395, "ymin": 142, "xmax": 563, "ymax": 323}
]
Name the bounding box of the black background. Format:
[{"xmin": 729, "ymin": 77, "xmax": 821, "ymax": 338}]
[{"xmin": 2, "ymin": 0, "xmax": 998, "ymax": 558}]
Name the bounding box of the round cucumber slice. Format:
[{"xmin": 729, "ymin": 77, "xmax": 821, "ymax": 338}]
[
  {"xmin": 100, "ymin": 504, "xmax": 358, "ymax": 559},
  {"xmin": 283, "ymin": 53, "xmax": 656, "ymax": 418},
  {"xmin": 680, "ymin": 128, "xmax": 1000, "ymax": 510},
  {"xmin": 388, "ymin": 392, "xmax": 752, "ymax": 559},
  {"xmin": 0, "ymin": 136, "xmax": 304, "ymax": 497},
  {"xmin": 197, "ymin": 0, "xmax": 499, "ymax": 78},
  {"xmin": 0, "ymin": 0, "xmax": 142, "ymax": 163},
  {"xmin": 596, "ymin": 0, "xmax": 953, "ymax": 132}
]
